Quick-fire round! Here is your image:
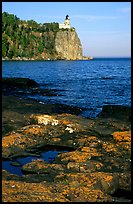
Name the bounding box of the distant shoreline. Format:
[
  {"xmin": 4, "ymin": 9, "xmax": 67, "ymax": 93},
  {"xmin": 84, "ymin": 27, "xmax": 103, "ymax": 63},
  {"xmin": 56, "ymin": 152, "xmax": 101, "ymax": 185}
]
[{"xmin": 2, "ymin": 57, "xmax": 131, "ymax": 62}]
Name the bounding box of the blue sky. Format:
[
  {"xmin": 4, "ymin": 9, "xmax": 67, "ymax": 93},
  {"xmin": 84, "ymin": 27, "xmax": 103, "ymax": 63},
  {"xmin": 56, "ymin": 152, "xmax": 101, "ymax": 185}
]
[{"xmin": 2, "ymin": 2, "xmax": 131, "ymax": 57}]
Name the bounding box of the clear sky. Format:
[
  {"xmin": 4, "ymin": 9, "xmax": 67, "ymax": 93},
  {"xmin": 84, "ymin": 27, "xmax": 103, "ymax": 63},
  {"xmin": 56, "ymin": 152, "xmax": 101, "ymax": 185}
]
[{"xmin": 2, "ymin": 2, "xmax": 131, "ymax": 57}]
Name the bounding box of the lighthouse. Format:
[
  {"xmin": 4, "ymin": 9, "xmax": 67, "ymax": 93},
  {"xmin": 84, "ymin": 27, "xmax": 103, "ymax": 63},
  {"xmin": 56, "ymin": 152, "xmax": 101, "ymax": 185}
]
[
  {"xmin": 59, "ymin": 15, "xmax": 70, "ymax": 29},
  {"xmin": 64, "ymin": 15, "xmax": 70, "ymax": 28}
]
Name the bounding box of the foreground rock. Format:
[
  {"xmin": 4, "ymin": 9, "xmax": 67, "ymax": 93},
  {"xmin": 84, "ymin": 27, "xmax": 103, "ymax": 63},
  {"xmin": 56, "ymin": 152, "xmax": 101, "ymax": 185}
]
[
  {"xmin": 2, "ymin": 95, "xmax": 83, "ymax": 136},
  {"xmin": 2, "ymin": 97, "xmax": 131, "ymax": 202}
]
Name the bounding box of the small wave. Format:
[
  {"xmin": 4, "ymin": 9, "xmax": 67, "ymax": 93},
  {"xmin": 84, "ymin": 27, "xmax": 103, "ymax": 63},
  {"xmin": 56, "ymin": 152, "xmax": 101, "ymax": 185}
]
[{"xmin": 100, "ymin": 76, "xmax": 116, "ymax": 80}]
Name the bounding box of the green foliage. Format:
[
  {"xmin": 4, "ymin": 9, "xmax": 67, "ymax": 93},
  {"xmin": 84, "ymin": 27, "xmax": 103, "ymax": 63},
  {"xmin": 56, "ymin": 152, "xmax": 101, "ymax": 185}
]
[
  {"xmin": 38, "ymin": 41, "xmax": 44, "ymax": 53},
  {"xmin": 7, "ymin": 47, "xmax": 14, "ymax": 59},
  {"xmin": 2, "ymin": 12, "xmax": 60, "ymax": 59},
  {"xmin": 2, "ymin": 33, "xmax": 9, "ymax": 57}
]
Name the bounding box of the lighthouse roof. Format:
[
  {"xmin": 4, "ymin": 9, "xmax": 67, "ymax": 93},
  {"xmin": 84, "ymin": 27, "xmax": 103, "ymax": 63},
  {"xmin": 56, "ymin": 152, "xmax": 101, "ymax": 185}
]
[{"xmin": 66, "ymin": 15, "xmax": 69, "ymax": 19}]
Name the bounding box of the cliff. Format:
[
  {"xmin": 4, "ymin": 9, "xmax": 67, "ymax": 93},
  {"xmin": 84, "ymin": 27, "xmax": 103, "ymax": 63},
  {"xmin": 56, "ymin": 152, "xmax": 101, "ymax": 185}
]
[
  {"xmin": 2, "ymin": 12, "xmax": 83, "ymax": 60},
  {"xmin": 55, "ymin": 30, "xmax": 82, "ymax": 60}
]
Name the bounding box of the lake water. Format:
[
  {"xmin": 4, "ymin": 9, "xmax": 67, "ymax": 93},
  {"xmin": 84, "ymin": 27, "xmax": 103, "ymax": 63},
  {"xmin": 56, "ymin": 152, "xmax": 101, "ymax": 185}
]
[
  {"xmin": 2, "ymin": 58, "xmax": 131, "ymax": 118},
  {"xmin": 2, "ymin": 145, "xmax": 73, "ymax": 176}
]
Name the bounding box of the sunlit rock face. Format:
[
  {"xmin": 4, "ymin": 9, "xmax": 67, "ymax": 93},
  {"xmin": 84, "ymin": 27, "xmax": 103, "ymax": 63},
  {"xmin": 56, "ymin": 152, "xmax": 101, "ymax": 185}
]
[{"xmin": 55, "ymin": 30, "xmax": 83, "ymax": 60}]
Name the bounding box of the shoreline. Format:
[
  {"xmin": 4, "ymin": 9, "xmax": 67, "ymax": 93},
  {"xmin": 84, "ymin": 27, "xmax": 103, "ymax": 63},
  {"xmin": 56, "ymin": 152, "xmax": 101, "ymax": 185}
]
[
  {"xmin": 2, "ymin": 94, "xmax": 131, "ymax": 137},
  {"xmin": 2, "ymin": 57, "xmax": 131, "ymax": 61},
  {"xmin": 2, "ymin": 94, "xmax": 84, "ymax": 136},
  {"xmin": 2, "ymin": 79, "xmax": 131, "ymax": 202}
]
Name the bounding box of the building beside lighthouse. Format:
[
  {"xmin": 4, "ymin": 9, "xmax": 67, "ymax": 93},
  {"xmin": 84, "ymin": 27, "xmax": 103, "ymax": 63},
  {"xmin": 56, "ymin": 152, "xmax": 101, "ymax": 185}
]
[{"xmin": 59, "ymin": 15, "xmax": 70, "ymax": 29}]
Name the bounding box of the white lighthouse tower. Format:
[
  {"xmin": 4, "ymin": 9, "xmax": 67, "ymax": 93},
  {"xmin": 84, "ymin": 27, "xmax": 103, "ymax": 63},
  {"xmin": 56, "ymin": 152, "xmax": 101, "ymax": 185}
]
[{"xmin": 59, "ymin": 15, "xmax": 70, "ymax": 29}]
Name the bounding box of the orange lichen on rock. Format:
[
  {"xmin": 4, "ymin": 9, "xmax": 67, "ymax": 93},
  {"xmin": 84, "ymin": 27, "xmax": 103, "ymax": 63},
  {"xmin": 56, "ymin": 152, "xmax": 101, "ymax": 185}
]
[
  {"xmin": 56, "ymin": 113, "xmax": 92, "ymax": 132},
  {"xmin": 59, "ymin": 151, "xmax": 91, "ymax": 163},
  {"xmin": 77, "ymin": 138, "xmax": 87, "ymax": 145},
  {"xmin": 77, "ymin": 136, "xmax": 100, "ymax": 147},
  {"xmin": 2, "ymin": 180, "xmax": 69, "ymax": 202},
  {"xmin": 80, "ymin": 146, "xmax": 101, "ymax": 157},
  {"xmin": 22, "ymin": 125, "xmax": 46, "ymax": 135},
  {"xmin": 86, "ymin": 136, "xmax": 97, "ymax": 141},
  {"xmin": 54, "ymin": 173, "xmax": 112, "ymax": 201},
  {"xmin": 2, "ymin": 133, "xmax": 29, "ymax": 150},
  {"xmin": 61, "ymin": 187, "xmax": 108, "ymax": 202},
  {"xmin": 112, "ymin": 131, "xmax": 131, "ymax": 142},
  {"xmin": 22, "ymin": 159, "xmax": 66, "ymax": 174},
  {"xmin": 90, "ymin": 172, "xmax": 119, "ymax": 194},
  {"xmin": 51, "ymin": 137, "xmax": 61, "ymax": 142},
  {"xmin": 59, "ymin": 119, "xmax": 72, "ymax": 126},
  {"xmin": 102, "ymin": 142, "xmax": 117, "ymax": 153},
  {"xmin": 2, "ymin": 107, "xmax": 131, "ymax": 202},
  {"xmin": 67, "ymin": 160, "xmax": 103, "ymax": 173},
  {"xmin": 2, "ymin": 133, "xmax": 23, "ymax": 147}
]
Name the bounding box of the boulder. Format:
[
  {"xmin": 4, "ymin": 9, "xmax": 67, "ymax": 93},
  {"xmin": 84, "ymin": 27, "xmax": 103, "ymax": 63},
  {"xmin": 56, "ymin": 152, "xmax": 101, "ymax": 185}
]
[
  {"xmin": 97, "ymin": 105, "xmax": 131, "ymax": 121},
  {"xmin": 2, "ymin": 78, "xmax": 38, "ymax": 88}
]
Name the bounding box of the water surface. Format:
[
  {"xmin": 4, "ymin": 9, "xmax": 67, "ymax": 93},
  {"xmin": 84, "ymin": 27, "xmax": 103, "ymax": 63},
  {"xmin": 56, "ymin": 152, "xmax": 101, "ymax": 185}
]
[{"xmin": 2, "ymin": 58, "xmax": 131, "ymax": 117}]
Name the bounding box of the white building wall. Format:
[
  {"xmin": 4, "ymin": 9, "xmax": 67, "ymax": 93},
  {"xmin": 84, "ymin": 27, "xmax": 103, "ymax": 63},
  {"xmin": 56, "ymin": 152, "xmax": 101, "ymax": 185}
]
[
  {"xmin": 59, "ymin": 24, "xmax": 70, "ymax": 29},
  {"xmin": 59, "ymin": 24, "xmax": 65, "ymax": 29},
  {"xmin": 59, "ymin": 19, "xmax": 70, "ymax": 29}
]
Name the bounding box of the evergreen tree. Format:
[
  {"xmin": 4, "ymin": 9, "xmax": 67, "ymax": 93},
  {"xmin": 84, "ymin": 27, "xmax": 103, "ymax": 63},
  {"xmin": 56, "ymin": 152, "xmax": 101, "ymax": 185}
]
[{"xmin": 2, "ymin": 12, "xmax": 60, "ymax": 59}]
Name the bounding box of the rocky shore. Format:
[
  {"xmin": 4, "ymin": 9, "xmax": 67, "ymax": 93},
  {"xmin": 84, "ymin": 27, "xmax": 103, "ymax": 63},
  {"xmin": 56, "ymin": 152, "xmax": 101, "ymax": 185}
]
[{"xmin": 2, "ymin": 78, "xmax": 131, "ymax": 202}]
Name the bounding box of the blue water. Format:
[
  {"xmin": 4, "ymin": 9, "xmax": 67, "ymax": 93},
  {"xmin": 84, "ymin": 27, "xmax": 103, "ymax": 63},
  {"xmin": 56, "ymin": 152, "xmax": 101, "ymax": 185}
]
[
  {"xmin": 2, "ymin": 149, "xmax": 68, "ymax": 176},
  {"xmin": 2, "ymin": 58, "xmax": 131, "ymax": 118}
]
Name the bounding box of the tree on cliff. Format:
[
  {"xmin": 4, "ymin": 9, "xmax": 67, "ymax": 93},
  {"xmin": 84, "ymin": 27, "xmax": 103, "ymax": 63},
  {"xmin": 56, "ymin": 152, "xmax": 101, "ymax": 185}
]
[{"xmin": 2, "ymin": 12, "xmax": 59, "ymax": 59}]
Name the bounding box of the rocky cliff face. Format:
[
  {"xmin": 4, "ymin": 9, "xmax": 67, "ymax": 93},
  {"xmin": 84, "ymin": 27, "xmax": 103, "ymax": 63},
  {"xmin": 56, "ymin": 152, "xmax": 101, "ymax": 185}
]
[
  {"xmin": 2, "ymin": 12, "xmax": 83, "ymax": 61},
  {"xmin": 3, "ymin": 29, "xmax": 83, "ymax": 61},
  {"xmin": 55, "ymin": 30, "xmax": 82, "ymax": 60}
]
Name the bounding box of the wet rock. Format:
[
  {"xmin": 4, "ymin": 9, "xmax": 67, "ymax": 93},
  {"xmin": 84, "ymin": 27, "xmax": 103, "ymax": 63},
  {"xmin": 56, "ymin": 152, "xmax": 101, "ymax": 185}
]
[
  {"xmin": 67, "ymin": 161, "xmax": 103, "ymax": 173},
  {"xmin": 111, "ymin": 188, "xmax": 131, "ymax": 202},
  {"xmin": 97, "ymin": 105, "xmax": 131, "ymax": 121},
  {"xmin": 52, "ymin": 104, "xmax": 83, "ymax": 115},
  {"xmin": 100, "ymin": 174, "xmax": 119, "ymax": 194},
  {"xmin": 2, "ymin": 77, "xmax": 38, "ymax": 88},
  {"xmin": 11, "ymin": 161, "xmax": 21, "ymax": 167},
  {"xmin": 21, "ymin": 173, "xmax": 55, "ymax": 183},
  {"xmin": 117, "ymin": 172, "xmax": 131, "ymax": 191},
  {"xmin": 22, "ymin": 159, "xmax": 66, "ymax": 175}
]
